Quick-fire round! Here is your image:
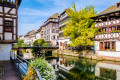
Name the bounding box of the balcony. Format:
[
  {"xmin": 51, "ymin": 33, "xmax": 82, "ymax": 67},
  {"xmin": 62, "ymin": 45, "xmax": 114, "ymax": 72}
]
[
  {"xmin": 60, "ymin": 14, "xmax": 68, "ymax": 21},
  {"xmin": 0, "ymin": 0, "xmax": 16, "ymax": 8},
  {"xmin": 95, "ymin": 32, "xmax": 120, "ymax": 40},
  {"xmin": 59, "ymin": 30, "xmax": 63, "ymax": 33},
  {"xmin": 95, "ymin": 19, "xmax": 120, "ymax": 28}
]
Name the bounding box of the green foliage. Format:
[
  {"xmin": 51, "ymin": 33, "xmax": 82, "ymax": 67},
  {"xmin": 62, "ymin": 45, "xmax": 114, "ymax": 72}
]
[
  {"xmin": 24, "ymin": 66, "xmax": 36, "ymax": 80},
  {"xmin": 29, "ymin": 58, "xmax": 56, "ymax": 80},
  {"xmin": 33, "ymin": 39, "xmax": 45, "ymax": 47},
  {"xmin": 32, "ymin": 39, "xmax": 49, "ymax": 56},
  {"xmin": 14, "ymin": 38, "xmax": 28, "ymax": 47},
  {"xmin": 42, "ymin": 43, "xmax": 49, "ymax": 47},
  {"xmin": 0, "ymin": 0, "xmax": 2, "ymax": 3},
  {"xmin": 63, "ymin": 3, "xmax": 98, "ymax": 47},
  {"xmin": 69, "ymin": 59, "xmax": 97, "ymax": 80}
]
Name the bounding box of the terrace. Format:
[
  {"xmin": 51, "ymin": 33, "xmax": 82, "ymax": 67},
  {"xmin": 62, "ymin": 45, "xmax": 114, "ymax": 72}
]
[{"xmin": 0, "ymin": 61, "xmax": 20, "ymax": 80}]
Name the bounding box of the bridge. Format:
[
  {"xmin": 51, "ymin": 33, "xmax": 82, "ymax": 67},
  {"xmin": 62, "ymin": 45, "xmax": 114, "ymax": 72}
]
[{"xmin": 12, "ymin": 46, "xmax": 59, "ymax": 50}]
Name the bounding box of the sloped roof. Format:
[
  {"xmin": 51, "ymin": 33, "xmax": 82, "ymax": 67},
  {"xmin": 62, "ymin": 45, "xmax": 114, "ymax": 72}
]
[
  {"xmin": 25, "ymin": 30, "xmax": 36, "ymax": 37},
  {"xmin": 98, "ymin": 4, "xmax": 120, "ymax": 16},
  {"xmin": 50, "ymin": 13, "xmax": 60, "ymax": 19},
  {"xmin": 60, "ymin": 9, "xmax": 70, "ymax": 15}
]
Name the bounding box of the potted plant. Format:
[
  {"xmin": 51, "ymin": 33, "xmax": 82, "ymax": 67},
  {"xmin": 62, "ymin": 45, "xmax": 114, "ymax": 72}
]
[
  {"xmin": 0, "ymin": 0, "xmax": 2, "ymax": 5},
  {"xmin": 11, "ymin": 1, "xmax": 15, "ymax": 7},
  {"xmin": 3, "ymin": 0, "xmax": 9, "ymax": 6}
]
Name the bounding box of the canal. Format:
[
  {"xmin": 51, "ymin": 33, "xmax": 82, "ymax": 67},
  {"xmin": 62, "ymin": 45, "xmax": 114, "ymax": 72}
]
[{"xmin": 46, "ymin": 53, "xmax": 119, "ymax": 80}]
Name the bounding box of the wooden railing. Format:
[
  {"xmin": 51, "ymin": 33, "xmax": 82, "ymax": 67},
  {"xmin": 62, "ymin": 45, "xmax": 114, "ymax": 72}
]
[{"xmin": 10, "ymin": 51, "xmax": 42, "ymax": 80}]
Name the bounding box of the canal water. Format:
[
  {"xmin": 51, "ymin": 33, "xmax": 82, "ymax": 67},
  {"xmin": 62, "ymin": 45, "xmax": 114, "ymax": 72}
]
[{"xmin": 46, "ymin": 53, "xmax": 120, "ymax": 80}]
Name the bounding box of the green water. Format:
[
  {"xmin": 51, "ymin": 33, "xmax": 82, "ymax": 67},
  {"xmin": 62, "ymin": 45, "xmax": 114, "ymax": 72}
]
[{"xmin": 46, "ymin": 53, "xmax": 119, "ymax": 80}]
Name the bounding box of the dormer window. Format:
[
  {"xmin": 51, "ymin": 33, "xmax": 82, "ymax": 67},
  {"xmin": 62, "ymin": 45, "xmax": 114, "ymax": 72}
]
[
  {"xmin": 4, "ymin": 21, "xmax": 13, "ymax": 32},
  {"xmin": 117, "ymin": 2, "xmax": 120, "ymax": 8}
]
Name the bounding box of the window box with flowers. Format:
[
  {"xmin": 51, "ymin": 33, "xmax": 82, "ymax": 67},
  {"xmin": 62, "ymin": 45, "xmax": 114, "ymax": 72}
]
[
  {"xmin": 0, "ymin": 0, "xmax": 2, "ymax": 5},
  {"xmin": 10, "ymin": 1, "xmax": 16, "ymax": 8},
  {"xmin": 3, "ymin": 0, "xmax": 10, "ymax": 6},
  {"xmin": 5, "ymin": 29, "xmax": 12, "ymax": 32},
  {"xmin": 99, "ymin": 31, "xmax": 107, "ymax": 34},
  {"xmin": 111, "ymin": 30, "xmax": 120, "ymax": 33}
]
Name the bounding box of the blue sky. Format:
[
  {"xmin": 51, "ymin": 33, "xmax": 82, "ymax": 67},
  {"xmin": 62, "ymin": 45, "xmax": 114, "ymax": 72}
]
[{"xmin": 18, "ymin": 0, "xmax": 120, "ymax": 35}]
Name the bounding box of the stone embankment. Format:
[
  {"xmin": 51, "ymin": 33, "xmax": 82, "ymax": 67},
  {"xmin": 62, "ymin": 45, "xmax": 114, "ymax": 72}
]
[{"xmin": 53, "ymin": 49, "xmax": 120, "ymax": 62}]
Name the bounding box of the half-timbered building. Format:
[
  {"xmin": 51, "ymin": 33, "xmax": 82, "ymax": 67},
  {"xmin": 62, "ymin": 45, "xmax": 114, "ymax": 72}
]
[
  {"xmin": 94, "ymin": 1, "xmax": 120, "ymax": 57},
  {"xmin": 0, "ymin": 0, "xmax": 22, "ymax": 60},
  {"xmin": 43, "ymin": 13, "xmax": 59, "ymax": 46}
]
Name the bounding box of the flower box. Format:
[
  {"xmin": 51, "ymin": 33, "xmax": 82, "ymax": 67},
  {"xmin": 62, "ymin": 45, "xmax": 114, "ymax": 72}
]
[
  {"xmin": 111, "ymin": 30, "xmax": 120, "ymax": 33},
  {"xmin": 10, "ymin": 4, "xmax": 16, "ymax": 8},
  {"xmin": 3, "ymin": 2, "xmax": 10, "ymax": 6},
  {"xmin": 5, "ymin": 29, "xmax": 12, "ymax": 32},
  {"xmin": 0, "ymin": 2, "xmax": 2, "ymax": 5}
]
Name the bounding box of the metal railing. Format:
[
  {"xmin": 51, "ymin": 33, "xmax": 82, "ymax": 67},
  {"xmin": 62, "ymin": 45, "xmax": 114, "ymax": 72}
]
[{"xmin": 10, "ymin": 51, "xmax": 42, "ymax": 80}]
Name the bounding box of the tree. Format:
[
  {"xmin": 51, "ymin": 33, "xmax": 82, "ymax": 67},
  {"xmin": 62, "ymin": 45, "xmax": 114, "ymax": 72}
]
[
  {"xmin": 33, "ymin": 39, "xmax": 45, "ymax": 47},
  {"xmin": 32, "ymin": 39, "xmax": 49, "ymax": 56},
  {"xmin": 14, "ymin": 38, "xmax": 28, "ymax": 47},
  {"xmin": 63, "ymin": 3, "xmax": 98, "ymax": 48}
]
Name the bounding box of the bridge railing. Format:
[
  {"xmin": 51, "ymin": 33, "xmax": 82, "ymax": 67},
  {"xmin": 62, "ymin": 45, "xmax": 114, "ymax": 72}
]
[{"xmin": 10, "ymin": 51, "xmax": 42, "ymax": 80}]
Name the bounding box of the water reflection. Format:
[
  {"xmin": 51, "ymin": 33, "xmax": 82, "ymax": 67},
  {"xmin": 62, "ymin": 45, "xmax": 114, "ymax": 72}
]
[{"xmin": 46, "ymin": 54, "xmax": 120, "ymax": 80}]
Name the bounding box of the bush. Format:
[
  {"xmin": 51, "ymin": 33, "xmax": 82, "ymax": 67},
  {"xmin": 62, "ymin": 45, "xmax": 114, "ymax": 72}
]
[
  {"xmin": 28, "ymin": 58, "xmax": 56, "ymax": 80},
  {"xmin": 24, "ymin": 66, "xmax": 35, "ymax": 80}
]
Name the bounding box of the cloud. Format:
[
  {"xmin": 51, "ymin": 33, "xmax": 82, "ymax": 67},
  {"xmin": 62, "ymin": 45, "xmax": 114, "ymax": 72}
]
[{"xmin": 19, "ymin": 8, "xmax": 50, "ymax": 16}]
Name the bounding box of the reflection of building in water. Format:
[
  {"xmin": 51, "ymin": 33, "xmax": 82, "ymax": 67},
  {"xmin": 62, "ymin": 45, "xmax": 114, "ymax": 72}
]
[
  {"xmin": 59, "ymin": 58, "xmax": 74, "ymax": 71},
  {"xmin": 48, "ymin": 59, "xmax": 59, "ymax": 72},
  {"xmin": 95, "ymin": 61, "xmax": 120, "ymax": 80}
]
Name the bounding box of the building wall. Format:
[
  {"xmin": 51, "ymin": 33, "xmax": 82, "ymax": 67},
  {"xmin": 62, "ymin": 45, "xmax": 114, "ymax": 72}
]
[
  {"xmin": 0, "ymin": 44, "xmax": 12, "ymax": 60},
  {"xmin": 59, "ymin": 38, "xmax": 70, "ymax": 50},
  {"xmin": 95, "ymin": 41, "xmax": 120, "ymax": 57},
  {"xmin": 0, "ymin": 6, "xmax": 17, "ymax": 43}
]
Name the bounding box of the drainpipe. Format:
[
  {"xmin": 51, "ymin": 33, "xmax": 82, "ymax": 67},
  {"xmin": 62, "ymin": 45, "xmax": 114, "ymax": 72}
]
[{"xmin": 94, "ymin": 41, "xmax": 95, "ymax": 54}]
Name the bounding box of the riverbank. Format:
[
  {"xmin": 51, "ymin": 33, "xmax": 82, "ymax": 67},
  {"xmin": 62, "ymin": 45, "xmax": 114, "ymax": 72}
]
[{"xmin": 53, "ymin": 49, "xmax": 120, "ymax": 62}]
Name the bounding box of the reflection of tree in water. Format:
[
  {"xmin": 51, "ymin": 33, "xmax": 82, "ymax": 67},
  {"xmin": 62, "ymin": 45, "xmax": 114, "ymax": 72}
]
[{"xmin": 69, "ymin": 59, "xmax": 98, "ymax": 80}]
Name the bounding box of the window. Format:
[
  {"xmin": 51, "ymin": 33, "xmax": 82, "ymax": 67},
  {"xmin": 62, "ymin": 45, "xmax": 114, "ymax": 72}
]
[
  {"xmin": 117, "ymin": 26, "xmax": 120, "ymax": 30},
  {"xmin": 100, "ymin": 41, "xmax": 115, "ymax": 51},
  {"xmin": 112, "ymin": 42, "xmax": 115, "ymax": 50},
  {"xmin": 4, "ymin": 21, "xmax": 13, "ymax": 32},
  {"xmin": 105, "ymin": 42, "xmax": 110, "ymax": 50},
  {"xmin": 53, "ymin": 35, "xmax": 55, "ymax": 39},
  {"xmin": 52, "ymin": 29, "xmax": 55, "ymax": 33},
  {"xmin": 56, "ymin": 30, "xmax": 59, "ymax": 33},
  {"xmin": 100, "ymin": 42, "xmax": 103, "ymax": 50},
  {"xmin": 60, "ymin": 42, "xmax": 62, "ymax": 46}
]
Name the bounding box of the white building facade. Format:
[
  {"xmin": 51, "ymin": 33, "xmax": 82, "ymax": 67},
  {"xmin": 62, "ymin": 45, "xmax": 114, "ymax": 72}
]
[
  {"xmin": 94, "ymin": 2, "xmax": 120, "ymax": 57},
  {"xmin": 59, "ymin": 9, "xmax": 71, "ymax": 50}
]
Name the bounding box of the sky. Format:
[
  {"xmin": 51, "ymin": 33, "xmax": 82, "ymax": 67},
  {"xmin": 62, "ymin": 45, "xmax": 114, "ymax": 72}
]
[{"xmin": 18, "ymin": 0, "xmax": 120, "ymax": 35}]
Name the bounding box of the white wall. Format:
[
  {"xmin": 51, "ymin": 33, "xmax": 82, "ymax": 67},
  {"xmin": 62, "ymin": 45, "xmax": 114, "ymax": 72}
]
[
  {"xmin": 95, "ymin": 41, "xmax": 99, "ymax": 51},
  {"xmin": 116, "ymin": 41, "xmax": 120, "ymax": 51},
  {"xmin": 96, "ymin": 51, "xmax": 120, "ymax": 57},
  {"xmin": 0, "ymin": 44, "xmax": 12, "ymax": 60}
]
